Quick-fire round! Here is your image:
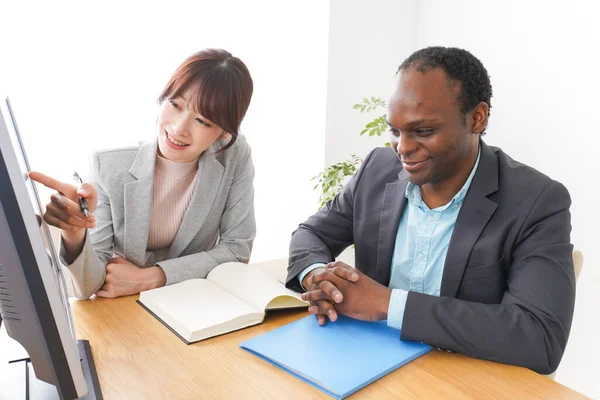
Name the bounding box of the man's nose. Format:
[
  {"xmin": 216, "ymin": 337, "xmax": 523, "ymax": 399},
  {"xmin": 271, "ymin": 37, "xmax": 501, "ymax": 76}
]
[{"xmin": 397, "ymin": 133, "xmax": 417, "ymax": 157}]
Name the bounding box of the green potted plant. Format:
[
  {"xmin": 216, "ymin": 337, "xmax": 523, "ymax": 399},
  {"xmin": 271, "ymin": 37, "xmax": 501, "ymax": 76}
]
[
  {"xmin": 312, "ymin": 96, "xmax": 389, "ymax": 209},
  {"xmin": 311, "ymin": 96, "xmax": 389, "ymax": 264}
]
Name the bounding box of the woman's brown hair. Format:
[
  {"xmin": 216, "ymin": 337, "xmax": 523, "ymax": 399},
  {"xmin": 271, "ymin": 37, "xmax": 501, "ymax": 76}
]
[{"xmin": 158, "ymin": 49, "xmax": 253, "ymax": 152}]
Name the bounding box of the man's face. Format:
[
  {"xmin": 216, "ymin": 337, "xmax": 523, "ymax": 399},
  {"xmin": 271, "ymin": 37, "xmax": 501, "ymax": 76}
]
[{"xmin": 387, "ymin": 67, "xmax": 478, "ymax": 187}]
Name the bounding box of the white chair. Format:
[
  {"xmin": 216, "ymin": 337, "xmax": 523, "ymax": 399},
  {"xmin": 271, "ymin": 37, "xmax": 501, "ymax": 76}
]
[{"xmin": 573, "ymin": 249, "xmax": 584, "ymax": 281}]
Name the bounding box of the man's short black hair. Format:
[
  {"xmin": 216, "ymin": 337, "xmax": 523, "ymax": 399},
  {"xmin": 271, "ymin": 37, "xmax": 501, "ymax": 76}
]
[{"xmin": 398, "ymin": 46, "xmax": 493, "ymax": 132}]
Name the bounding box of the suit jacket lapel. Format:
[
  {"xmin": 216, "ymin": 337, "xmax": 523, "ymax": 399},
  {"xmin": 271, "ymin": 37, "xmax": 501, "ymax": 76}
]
[
  {"xmin": 440, "ymin": 141, "xmax": 499, "ymax": 297},
  {"xmin": 377, "ymin": 169, "xmax": 409, "ymax": 285},
  {"xmin": 167, "ymin": 149, "xmax": 225, "ymax": 259},
  {"xmin": 124, "ymin": 141, "xmax": 157, "ymax": 266}
]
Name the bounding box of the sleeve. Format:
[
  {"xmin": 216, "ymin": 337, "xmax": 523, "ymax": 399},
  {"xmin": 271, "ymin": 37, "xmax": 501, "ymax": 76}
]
[
  {"xmin": 285, "ymin": 149, "xmax": 379, "ymax": 292},
  {"xmin": 400, "ymin": 181, "xmax": 575, "ymax": 374},
  {"xmin": 298, "ymin": 263, "xmax": 327, "ymax": 290},
  {"xmin": 386, "ymin": 288, "xmax": 409, "ymax": 330},
  {"xmin": 60, "ymin": 152, "xmax": 114, "ymax": 299}
]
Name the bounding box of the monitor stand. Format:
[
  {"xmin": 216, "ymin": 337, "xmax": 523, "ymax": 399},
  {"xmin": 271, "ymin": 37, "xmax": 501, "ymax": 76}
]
[{"xmin": 5, "ymin": 340, "xmax": 103, "ymax": 400}]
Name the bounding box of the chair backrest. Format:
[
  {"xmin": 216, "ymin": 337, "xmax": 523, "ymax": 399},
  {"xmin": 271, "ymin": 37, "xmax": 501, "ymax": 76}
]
[{"xmin": 573, "ymin": 249, "xmax": 584, "ymax": 281}]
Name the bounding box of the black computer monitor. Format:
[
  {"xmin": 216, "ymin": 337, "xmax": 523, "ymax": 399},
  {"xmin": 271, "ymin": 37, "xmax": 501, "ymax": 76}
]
[{"xmin": 0, "ymin": 97, "xmax": 101, "ymax": 399}]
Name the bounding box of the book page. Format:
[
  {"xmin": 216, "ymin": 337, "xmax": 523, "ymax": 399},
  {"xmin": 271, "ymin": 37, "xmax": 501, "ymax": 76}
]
[
  {"xmin": 208, "ymin": 262, "xmax": 307, "ymax": 312},
  {"xmin": 139, "ymin": 279, "xmax": 261, "ymax": 341},
  {"xmin": 251, "ymin": 257, "xmax": 288, "ymax": 284}
]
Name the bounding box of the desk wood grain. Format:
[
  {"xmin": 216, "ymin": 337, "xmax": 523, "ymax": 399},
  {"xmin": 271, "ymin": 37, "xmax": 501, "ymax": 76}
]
[{"xmin": 71, "ymin": 295, "xmax": 588, "ymax": 400}]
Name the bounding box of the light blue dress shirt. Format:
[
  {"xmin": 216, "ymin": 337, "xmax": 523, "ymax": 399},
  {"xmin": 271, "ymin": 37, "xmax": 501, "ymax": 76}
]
[
  {"xmin": 386, "ymin": 149, "xmax": 480, "ymax": 329},
  {"xmin": 299, "ymin": 149, "xmax": 480, "ymax": 331}
]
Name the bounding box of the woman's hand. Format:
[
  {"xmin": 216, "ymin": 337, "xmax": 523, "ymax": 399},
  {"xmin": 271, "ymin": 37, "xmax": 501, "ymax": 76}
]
[
  {"xmin": 95, "ymin": 257, "xmax": 167, "ymax": 298},
  {"xmin": 29, "ymin": 171, "xmax": 97, "ymax": 259}
]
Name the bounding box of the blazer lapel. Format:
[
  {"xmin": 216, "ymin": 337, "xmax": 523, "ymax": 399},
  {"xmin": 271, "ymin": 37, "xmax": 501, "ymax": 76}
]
[
  {"xmin": 377, "ymin": 169, "xmax": 409, "ymax": 285},
  {"xmin": 167, "ymin": 149, "xmax": 225, "ymax": 259},
  {"xmin": 440, "ymin": 141, "xmax": 499, "ymax": 297},
  {"xmin": 123, "ymin": 141, "xmax": 156, "ymax": 266}
]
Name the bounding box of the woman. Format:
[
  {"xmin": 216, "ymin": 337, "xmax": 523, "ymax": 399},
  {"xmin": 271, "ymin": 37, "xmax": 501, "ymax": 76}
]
[{"xmin": 30, "ymin": 49, "xmax": 255, "ymax": 300}]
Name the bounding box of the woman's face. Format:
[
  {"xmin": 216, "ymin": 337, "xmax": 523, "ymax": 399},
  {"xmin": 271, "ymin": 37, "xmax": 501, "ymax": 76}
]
[{"xmin": 156, "ymin": 92, "xmax": 228, "ymax": 163}]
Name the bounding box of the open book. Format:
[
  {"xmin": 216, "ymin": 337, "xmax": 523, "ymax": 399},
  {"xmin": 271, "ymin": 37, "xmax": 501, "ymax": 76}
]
[{"xmin": 137, "ymin": 260, "xmax": 307, "ymax": 344}]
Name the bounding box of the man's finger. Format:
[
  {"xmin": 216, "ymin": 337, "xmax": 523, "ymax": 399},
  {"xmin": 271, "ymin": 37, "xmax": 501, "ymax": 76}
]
[
  {"xmin": 311, "ymin": 269, "xmax": 354, "ymax": 286},
  {"xmin": 301, "ymin": 289, "xmax": 332, "ymax": 302},
  {"xmin": 305, "ymin": 267, "xmax": 327, "ymax": 287},
  {"xmin": 29, "ymin": 171, "xmax": 77, "ymax": 196},
  {"xmin": 308, "ymin": 299, "xmax": 338, "ymax": 322},
  {"xmin": 309, "ymin": 301, "xmax": 328, "ymax": 326},
  {"xmin": 317, "ymin": 280, "xmax": 343, "ymax": 303},
  {"xmin": 309, "ymin": 270, "xmax": 333, "ymax": 286},
  {"xmin": 326, "ymin": 265, "xmax": 359, "ymax": 282}
]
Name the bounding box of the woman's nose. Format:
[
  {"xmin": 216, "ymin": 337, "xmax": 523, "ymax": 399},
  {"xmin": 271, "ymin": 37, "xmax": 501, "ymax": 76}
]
[{"xmin": 172, "ymin": 120, "xmax": 190, "ymax": 137}]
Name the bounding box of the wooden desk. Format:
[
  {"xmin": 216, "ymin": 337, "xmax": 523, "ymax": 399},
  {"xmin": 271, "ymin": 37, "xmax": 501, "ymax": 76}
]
[{"xmin": 66, "ymin": 295, "xmax": 589, "ymax": 400}]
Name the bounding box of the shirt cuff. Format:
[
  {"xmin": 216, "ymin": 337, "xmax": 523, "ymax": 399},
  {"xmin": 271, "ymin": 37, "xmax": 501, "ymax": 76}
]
[
  {"xmin": 298, "ymin": 263, "xmax": 327, "ymax": 290},
  {"xmin": 387, "ymin": 288, "xmax": 409, "ymax": 330}
]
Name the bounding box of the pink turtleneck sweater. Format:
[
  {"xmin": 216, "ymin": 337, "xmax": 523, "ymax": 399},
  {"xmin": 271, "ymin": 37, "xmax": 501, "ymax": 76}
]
[{"xmin": 146, "ymin": 153, "xmax": 200, "ymax": 259}]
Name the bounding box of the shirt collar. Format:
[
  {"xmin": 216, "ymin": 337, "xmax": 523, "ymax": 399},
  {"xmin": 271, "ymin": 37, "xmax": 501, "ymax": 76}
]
[
  {"xmin": 155, "ymin": 151, "xmax": 199, "ymax": 180},
  {"xmin": 405, "ymin": 145, "xmax": 481, "ymax": 211}
]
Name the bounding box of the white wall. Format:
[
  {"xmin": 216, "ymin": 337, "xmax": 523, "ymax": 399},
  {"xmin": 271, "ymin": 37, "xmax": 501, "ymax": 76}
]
[
  {"xmin": 0, "ymin": 0, "xmax": 329, "ymax": 263},
  {"xmin": 327, "ymin": 0, "xmax": 599, "ymax": 397},
  {"xmin": 325, "ymin": 0, "xmax": 419, "ymax": 166}
]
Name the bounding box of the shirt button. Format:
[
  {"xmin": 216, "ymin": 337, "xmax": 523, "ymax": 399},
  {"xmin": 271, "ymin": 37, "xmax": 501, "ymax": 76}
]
[
  {"xmin": 418, "ymin": 253, "xmax": 424, "ymax": 259},
  {"xmin": 428, "ymin": 215, "xmax": 434, "ymax": 221}
]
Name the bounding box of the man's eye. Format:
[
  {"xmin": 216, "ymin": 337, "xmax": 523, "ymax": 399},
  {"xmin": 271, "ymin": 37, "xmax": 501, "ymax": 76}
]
[
  {"xmin": 415, "ymin": 128, "xmax": 434, "ymax": 136},
  {"xmin": 388, "ymin": 128, "xmax": 400, "ymax": 137}
]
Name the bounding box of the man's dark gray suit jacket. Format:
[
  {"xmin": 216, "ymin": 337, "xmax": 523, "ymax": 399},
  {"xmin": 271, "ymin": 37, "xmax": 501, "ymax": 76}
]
[{"xmin": 286, "ymin": 140, "xmax": 575, "ymax": 374}]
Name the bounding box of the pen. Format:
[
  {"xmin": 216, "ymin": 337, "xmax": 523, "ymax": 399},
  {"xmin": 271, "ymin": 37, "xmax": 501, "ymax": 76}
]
[{"xmin": 72, "ymin": 171, "xmax": 89, "ymax": 218}]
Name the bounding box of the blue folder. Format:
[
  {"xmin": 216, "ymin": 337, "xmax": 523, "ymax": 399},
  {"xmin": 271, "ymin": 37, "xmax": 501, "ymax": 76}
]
[{"xmin": 240, "ymin": 315, "xmax": 432, "ymax": 399}]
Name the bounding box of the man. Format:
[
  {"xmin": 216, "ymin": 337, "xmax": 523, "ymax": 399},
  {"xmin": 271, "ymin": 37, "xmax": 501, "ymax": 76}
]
[{"xmin": 286, "ymin": 47, "xmax": 575, "ymax": 375}]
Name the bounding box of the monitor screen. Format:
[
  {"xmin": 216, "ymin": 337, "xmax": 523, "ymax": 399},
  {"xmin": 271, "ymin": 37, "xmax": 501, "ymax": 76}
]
[
  {"xmin": 0, "ymin": 96, "xmax": 89, "ymax": 398},
  {"xmin": 1, "ymin": 97, "xmax": 76, "ymax": 330}
]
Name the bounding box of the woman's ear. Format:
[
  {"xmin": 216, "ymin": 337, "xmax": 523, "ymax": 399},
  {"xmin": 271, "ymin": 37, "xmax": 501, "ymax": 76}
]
[{"xmin": 220, "ymin": 132, "xmax": 231, "ymax": 141}]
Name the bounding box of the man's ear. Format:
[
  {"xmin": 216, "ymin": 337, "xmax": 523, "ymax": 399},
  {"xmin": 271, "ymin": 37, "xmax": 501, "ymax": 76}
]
[{"xmin": 471, "ymin": 101, "xmax": 489, "ymax": 135}]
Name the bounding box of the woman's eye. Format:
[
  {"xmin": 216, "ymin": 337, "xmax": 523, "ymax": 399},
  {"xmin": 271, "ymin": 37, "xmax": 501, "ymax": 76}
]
[
  {"xmin": 169, "ymin": 100, "xmax": 179, "ymax": 109},
  {"xmin": 195, "ymin": 118, "xmax": 209, "ymax": 126}
]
